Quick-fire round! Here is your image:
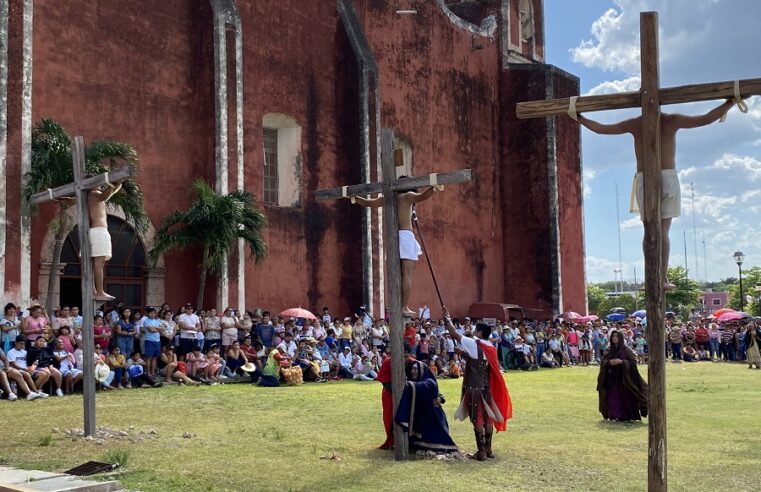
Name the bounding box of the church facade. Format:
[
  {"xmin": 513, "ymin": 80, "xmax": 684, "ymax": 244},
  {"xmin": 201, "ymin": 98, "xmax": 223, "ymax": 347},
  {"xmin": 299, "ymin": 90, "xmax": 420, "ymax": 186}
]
[{"xmin": 0, "ymin": 0, "xmax": 587, "ymax": 318}]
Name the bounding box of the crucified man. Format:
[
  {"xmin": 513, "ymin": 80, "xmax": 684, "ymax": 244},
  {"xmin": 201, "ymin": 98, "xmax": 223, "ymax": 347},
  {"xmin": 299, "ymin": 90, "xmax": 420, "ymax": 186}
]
[
  {"xmin": 88, "ymin": 178, "xmax": 123, "ymax": 301},
  {"xmin": 350, "ymin": 182, "xmax": 443, "ymax": 317},
  {"xmin": 575, "ymin": 98, "xmax": 735, "ymax": 290}
]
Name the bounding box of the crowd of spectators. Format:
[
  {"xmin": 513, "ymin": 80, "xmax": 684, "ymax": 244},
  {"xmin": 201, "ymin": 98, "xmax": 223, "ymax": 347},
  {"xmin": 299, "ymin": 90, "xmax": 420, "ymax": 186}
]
[{"xmin": 2, "ymin": 299, "xmax": 759, "ymax": 401}]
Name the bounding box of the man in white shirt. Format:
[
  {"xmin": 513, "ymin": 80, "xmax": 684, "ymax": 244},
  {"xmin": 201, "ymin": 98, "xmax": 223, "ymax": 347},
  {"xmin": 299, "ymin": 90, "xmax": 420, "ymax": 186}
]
[
  {"xmin": 177, "ymin": 303, "xmax": 201, "ymax": 358},
  {"xmin": 7, "ymin": 336, "xmax": 47, "ymax": 399},
  {"xmin": 283, "ymin": 332, "xmax": 298, "ymax": 358}
]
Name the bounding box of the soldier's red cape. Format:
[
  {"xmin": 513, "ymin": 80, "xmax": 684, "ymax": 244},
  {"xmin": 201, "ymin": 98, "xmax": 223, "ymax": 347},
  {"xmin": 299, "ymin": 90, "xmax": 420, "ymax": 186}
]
[{"xmin": 481, "ymin": 342, "xmax": 513, "ymax": 432}]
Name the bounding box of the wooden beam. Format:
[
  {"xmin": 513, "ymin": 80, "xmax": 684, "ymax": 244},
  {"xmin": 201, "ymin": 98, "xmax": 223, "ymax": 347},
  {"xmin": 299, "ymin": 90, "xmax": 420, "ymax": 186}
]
[
  {"xmin": 516, "ymin": 77, "xmax": 761, "ymax": 119},
  {"xmin": 29, "ymin": 164, "xmax": 135, "ymax": 205},
  {"xmin": 71, "ymin": 137, "xmax": 97, "ymax": 437},
  {"xmin": 380, "ymin": 129, "xmax": 409, "ymax": 461},
  {"xmin": 639, "ymin": 12, "xmax": 667, "ymax": 492},
  {"xmin": 314, "ymin": 169, "xmax": 473, "ymax": 201}
]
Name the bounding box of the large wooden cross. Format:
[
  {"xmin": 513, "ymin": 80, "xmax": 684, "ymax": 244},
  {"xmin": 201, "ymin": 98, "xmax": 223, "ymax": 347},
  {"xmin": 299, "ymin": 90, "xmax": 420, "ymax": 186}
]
[
  {"xmin": 517, "ymin": 12, "xmax": 761, "ymax": 491},
  {"xmin": 30, "ymin": 136, "xmax": 135, "ymax": 437},
  {"xmin": 315, "ymin": 128, "xmax": 472, "ymax": 460}
]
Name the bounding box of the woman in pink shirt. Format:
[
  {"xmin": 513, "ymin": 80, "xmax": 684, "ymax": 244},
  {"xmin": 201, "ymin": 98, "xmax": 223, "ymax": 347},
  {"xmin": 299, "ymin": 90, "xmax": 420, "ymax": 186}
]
[
  {"xmin": 93, "ymin": 315, "xmax": 112, "ymax": 353},
  {"xmin": 21, "ymin": 305, "xmax": 49, "ymax": 349}
]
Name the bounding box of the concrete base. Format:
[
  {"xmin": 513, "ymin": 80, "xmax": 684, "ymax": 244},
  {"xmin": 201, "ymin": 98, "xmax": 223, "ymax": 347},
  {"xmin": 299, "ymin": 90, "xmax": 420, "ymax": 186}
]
[{"xmin": 0, "ymin": 466, "xmax": 121, "ymax": 492}]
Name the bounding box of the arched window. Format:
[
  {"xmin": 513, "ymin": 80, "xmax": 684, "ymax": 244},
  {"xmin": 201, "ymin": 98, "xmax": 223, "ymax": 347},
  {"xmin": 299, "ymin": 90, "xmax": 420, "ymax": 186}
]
[
  {"xmin": 262, "ymin": 113, "xmax": 302, "ymax": 207},
  {"xmin": 60, "ymin": 216, "xmax": 146, "ymax": 311},
  {"xmin": 520, "ymin": 0, "xmax": 535, "ymax": 46}
]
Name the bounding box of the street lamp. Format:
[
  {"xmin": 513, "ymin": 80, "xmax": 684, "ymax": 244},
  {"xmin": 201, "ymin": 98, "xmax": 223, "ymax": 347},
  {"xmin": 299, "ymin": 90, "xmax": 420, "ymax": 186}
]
[{"xmin": 733, "ymin": 251, "xmax": 745, "ymax": 312}]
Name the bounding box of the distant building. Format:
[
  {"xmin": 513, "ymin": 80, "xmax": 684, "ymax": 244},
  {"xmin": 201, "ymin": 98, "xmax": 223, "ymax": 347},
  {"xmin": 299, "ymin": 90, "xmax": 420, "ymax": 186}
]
[{"xmin": 700, "ymin": 292, "xmax": 728, "ymax": 314}]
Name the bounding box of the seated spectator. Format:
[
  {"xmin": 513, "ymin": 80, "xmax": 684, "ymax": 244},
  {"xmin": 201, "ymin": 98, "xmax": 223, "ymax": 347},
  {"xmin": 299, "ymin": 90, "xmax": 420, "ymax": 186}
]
[
  {"xmin": 53, "ymin": 338, "xmax": 82, "ymax": 394},
  {"xmin": 338, "ymin": 346, "xmax": 355, "ymax": 379},
  {"xmin": 28, "ymin": 336, "xmax": 64, "ymax": 397},
  {"xmin": 206, "ymin": 348, "xmax": 223, "ymax": 381},
  {"xmin": 352, "ymin": 355, "xmax": 377, "ymax": 381},
  {"xmin": 159, "ymin": 345, "xmax": 199, "ymax": 385},
  {"xmin": 696, "ymin": 345, "xmax": 710, "ymax": 361},
  {"xmin": 446, "ymin": 358, "xmax": 461, "ymax": 378},
  {"xmin": 107, "ymin": 346, "xmax": 130, "ymax": 389},
  {"xmin": 682, "ymin": 344, "xmax": 698, "ymax": 363},
  {"xmin": 93, "ymin": 315, "xmax": 112, "ymax": 354},
  {"xmin": 226, "ymin": 340, "xmax": 247, "ymax": 376},
  {"xmin": 128, "ymin": 351, "xmax": 162, "ymax": 388},
  {"xmin": 186, "ymin": 347, "xmax": 209, "ymax": 381},
  {"xmin": 540, "ymin": 350, "xmax": 559, "ymax": 368}
]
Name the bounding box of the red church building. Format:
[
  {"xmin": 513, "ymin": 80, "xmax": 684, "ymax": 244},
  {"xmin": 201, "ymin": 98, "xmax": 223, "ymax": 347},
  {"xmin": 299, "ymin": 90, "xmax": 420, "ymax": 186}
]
[{"xmin": 0, "ymin": 0, "xmax": 586, "ymax": 319}]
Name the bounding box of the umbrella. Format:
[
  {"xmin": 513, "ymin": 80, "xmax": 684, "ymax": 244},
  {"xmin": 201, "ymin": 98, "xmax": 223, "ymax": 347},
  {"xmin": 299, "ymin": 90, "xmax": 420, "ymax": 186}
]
[
  {"xmin": 609, "ymin": 307, "xmax": 627, "ymax": 314},
  {"xmin": 577, "ymin": 315, "xmax": 598, "ymax": 323},
  {"xmin": 632, "ymin": 309, "xmax": 647, "ymax": 318},
  {"xmin": 712, "ymin": 308, "xmax": 735, "ymax": 319},
  {"xmin": 563, "ymin": 311, "xmax": 582, "ymax": 320},
  {"xmin": 279, "ymin": 307, "xmax": 318, "ymax": 320},
  {"xmin": 606, "ymin": 313, "xmax": 626, "ymax": 322},
  {"xmin": 718, "ymin": 311, "xmax": 743, "ymax": 323}
]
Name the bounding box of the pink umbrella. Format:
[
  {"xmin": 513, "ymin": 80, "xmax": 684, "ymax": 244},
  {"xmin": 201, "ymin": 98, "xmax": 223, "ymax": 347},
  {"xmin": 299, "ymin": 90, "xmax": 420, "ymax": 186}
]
[
  {"xmin": 717, "ymin": 311, "xmax": 743, "ymax": 323},
  {"xmin": 577, "ymin": 315, "xmax": 598, "ymax": 323},
  {"xmin": 563, "ymin": 311, "xmax": 582, "ymax": 320},
  {"xmin": 279, "ymin": 307, "xmax": 318, "ymax": 320}
]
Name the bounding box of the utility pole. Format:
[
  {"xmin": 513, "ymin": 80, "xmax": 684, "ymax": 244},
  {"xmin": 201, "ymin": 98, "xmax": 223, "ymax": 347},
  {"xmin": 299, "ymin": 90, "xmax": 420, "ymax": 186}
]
[
  {"xmin": 683, "ymin": 230, "xmax": 689, "ymax": 277},
  {"xmin": 691, "ymin": 182, "xmax": 699, "ymax": 284}
]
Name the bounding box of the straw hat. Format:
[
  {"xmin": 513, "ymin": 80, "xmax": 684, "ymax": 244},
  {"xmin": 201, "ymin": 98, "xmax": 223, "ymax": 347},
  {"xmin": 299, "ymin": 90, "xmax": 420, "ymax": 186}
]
[
  {"xmin": 240, "ymin": 363, "xmax": 257, "ymax": 373},
  {"xmin": 95, "ymin": 364, "xmax": 111, "ymax": 383}
]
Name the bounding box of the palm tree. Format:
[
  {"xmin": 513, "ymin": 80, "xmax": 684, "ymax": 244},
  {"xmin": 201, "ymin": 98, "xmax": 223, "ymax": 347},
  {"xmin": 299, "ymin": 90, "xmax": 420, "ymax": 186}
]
[
  {"xmin": 22, "ymin": 119, "xmax": 148, "ymax": 314},
  {"xmin": 148, "ymin": 180, "xmax": 267, "ymax": 308}
]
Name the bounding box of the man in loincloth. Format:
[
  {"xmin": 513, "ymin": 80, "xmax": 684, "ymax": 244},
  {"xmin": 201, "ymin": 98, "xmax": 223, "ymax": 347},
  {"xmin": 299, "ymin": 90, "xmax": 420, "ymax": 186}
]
[
  {"xmin": 88, "ymin": 178, "xmax": 123, "ymax": 300},
  {"xmin": 574, "ymin": 99, "xmax": 735, "ymax": 290},
  {"xmin": 350, "ymin": 180, "xmax": 442, "ymax": 317},
  {"xmin": 443, "ymin": 307, "xmax": 512, "ymax": 460}
]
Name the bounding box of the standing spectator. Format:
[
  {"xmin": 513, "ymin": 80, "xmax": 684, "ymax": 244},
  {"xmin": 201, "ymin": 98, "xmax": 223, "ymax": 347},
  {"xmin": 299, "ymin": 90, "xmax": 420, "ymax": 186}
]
[
  {"xmin": 2, "ymin": 303, "xmax": 20, "ymax": 354},
  {"xmin": 21, "ymin": 304, "xmax": 49, "ymax": 350},
  {"xmin": 736, "ymin": 327, "xmax": 746, "ymax": 362},
  {"xmin": 548, "ymin": 333, "xmax": 563, "ymax": 367},
  {"xmin": 53, "ymin": 306, "xmax": 74, "ymax": 333},
  {"xmin": 71, "ymin": 306, "xmax": 83, "ymax": 332},
  {"xmin": 204, "ymin": 309, "xmax": 221, "ymax": 351},
  {"xmin": 669, "ymin": 325, "xmax": 683, "ymax": 361},
  {"xmin": 720, "ymin": 327, "xmax": 735, "ymax": 361},
  {"xmin": 708, "ymin": 322, "xmax": 721, "ymax": 361},
  {"xmin": 93, "ymin": 315, "xmax": 112, "ymax": 353},
  {"xmin": 113, "ymin": 308, "xmax": 137, "ymax": 359},
  {"xmin": 177, "ymin": 303, "xmax": 201, "ymax": 358},
  {"xmin": 256, "ymin": 312, "xmax": 275, "ymax": 351},
  {"xmin": 220, "ymin": 308, "xmax": 239, "ymax": 350},
  {"xmin": 142, "ymin": 307, "xmax": 163, "ymax": 377},
  {"xmin": 160, "ymin": 310, "xmax": 176, "ymax": 349},
  {"xmin": 745, "ymin": 322, "xmax": 761, "ymax": 369},
  {"xmin": 338, "ymin": 318, "xmax": 353, "ymax": 351},
  {"xmin": 579, "ymin": 328, "xmax": 593, "ymax": 366}
]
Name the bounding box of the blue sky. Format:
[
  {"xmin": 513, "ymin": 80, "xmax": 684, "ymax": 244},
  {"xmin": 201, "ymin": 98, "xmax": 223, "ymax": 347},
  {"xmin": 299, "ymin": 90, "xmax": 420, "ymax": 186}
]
[{"xmin": 544, "ymin": 0, "xmax": 761, "ymax": 284}]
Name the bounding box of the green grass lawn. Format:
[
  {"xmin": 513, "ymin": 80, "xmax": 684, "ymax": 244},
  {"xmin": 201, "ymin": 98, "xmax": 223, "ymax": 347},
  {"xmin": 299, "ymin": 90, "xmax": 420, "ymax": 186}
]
[{"xmin": 0, "ymin": 363, "xmax": 759, "ymax": 491}]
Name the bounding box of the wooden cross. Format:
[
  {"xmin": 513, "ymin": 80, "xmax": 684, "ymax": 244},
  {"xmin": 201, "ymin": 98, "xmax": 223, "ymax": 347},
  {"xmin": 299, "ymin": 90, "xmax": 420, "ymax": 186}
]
[
  {"xmin": 517, "ymin": 12, "xmax": 761, "ymax": 491},
  {"xmin": 315, "ymin": 128, "xmax": 472, "ymax": 460},
  {"xmin": 30, "ymin": 136, "xmax": 135, "ymax": 437}
]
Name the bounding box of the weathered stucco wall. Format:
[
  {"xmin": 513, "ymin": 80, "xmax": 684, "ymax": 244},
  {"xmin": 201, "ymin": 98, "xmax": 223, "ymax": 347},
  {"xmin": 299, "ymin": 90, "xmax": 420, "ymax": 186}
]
[{"xmin": 1, "ymin": 0, "xmax": 585, "ymax": 319}]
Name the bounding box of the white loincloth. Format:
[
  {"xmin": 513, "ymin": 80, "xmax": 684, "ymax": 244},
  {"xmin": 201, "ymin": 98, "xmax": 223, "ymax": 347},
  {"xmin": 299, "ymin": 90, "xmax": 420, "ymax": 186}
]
[
  {"xmin": 399, "ymin": 230, "xmax": 422, "ymax": 261},
  {"xmin": 89, "ymin": 227, "xmax": 112, "ymax": 259},
  {"xmin": 630, "ymin": 169, "xmax": 681, "ymax": 219}
]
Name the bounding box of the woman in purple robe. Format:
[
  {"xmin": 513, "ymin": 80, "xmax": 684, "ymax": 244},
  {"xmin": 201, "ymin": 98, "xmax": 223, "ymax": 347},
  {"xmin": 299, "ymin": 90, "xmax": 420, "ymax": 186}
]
[
  {"xmin": 597, "ymin": 330, "xmax": 648, "ymax": 421},
  {"xmin": 394, "ymin": 360, "xmax": 459, "ymax": 453}
]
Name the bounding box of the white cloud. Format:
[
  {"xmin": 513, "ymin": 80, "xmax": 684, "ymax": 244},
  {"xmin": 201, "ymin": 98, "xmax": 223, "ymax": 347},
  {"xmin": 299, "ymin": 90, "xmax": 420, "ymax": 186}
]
[
  {"xmin": 741, "ymin": 190, "xmax": 761, "ymax": 203},
  {"xmin": 571, "ymin": 7, "xmax": 640, "ymax": 73},
  {"xmin": 620, "ymin": 217, "xmax": 642, "ymax": 231},
  {"xmin": 678, "ymin": 167, "xmax": 696, "ymax": 180},
  {"xmin": 582, "ymin": 168, "xmax": 597, "ymax": 198},
  {"xmin": 710, "ymin": 153, "xmax": 761, "ymax": 181},
  {"xmin": 586, "ymin": 76, "xmax": 641, "ymax": 96}
]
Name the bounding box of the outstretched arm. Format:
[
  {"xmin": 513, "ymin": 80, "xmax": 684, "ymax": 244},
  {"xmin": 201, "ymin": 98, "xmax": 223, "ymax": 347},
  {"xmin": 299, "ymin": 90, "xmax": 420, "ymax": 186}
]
[
  {"xmin": 578, "ymin": 115, "xmax": 639, "ymax": 135},
  {"xmin": 352, "ymin": 195, "xmax": 384, "ymax": 208},
  {"xmin": 441, "ymin": 307, "xmax": 462, "ymax": 344},
  {"xmin": 665, "ymin": 99, "xmax": 734, "ymax": 130},
  {"xmin": 403, "ymin": 186, "xmax": 442, "ymax": 204}
]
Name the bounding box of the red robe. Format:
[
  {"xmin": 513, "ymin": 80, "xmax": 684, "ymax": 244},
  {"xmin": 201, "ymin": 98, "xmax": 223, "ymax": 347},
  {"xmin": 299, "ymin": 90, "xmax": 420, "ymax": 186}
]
[
  {"xmin": 481, "ymin": 342, "xmax": 513, "ymax": 432},
  {"xmin": 377, "ymin": 357, "xmax": 394, "ymax": 447}
]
